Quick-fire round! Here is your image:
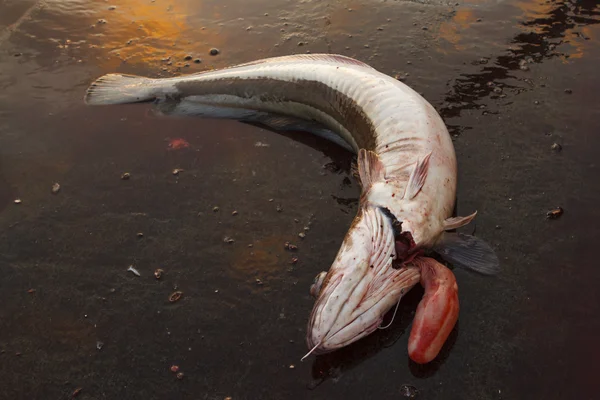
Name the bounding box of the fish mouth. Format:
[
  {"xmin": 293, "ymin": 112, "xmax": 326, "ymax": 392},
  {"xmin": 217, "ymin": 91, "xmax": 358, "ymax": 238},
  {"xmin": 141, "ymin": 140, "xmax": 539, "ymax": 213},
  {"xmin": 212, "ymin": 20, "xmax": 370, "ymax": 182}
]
[
  {"xmin": 306, "ymin": 316, "xmax": 384, "ymax": 356},
  {"xmin": 305, "ymin": 265, "xmax": 420, "ymax": 355}
]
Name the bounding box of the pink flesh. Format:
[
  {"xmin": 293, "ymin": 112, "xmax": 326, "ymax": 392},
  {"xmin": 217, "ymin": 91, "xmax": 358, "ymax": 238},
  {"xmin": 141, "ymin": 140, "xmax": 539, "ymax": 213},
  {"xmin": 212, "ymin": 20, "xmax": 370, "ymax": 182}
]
[{"xmin": 408, "ymin": 257, "xmax": 459, "ymax": 364}]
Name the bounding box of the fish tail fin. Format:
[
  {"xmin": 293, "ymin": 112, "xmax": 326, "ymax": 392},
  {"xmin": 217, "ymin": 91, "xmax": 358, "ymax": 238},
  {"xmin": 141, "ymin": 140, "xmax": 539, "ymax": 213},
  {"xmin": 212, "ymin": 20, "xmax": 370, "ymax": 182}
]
[{"xmin": 84, "ymin": 74, "xmax": 158, "ymax": 105}]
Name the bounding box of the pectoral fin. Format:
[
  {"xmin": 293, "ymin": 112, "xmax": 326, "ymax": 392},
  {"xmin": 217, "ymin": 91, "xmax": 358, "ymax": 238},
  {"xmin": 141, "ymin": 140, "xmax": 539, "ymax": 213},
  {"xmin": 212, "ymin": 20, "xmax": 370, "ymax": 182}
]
[
  {"xmin": 434, "ymin": 232, "xmax": 500, "ymax": 275},
  {"xmin": 403, "ymin": 152, "xmax": 432, "ymax": 200},
  {"xmin": 443, "ymin": 211, "xmax": 478, "ymax": 231},
  {"xmin": 357, "ymin": 149, "xmax": 385, "ymax": 189}
]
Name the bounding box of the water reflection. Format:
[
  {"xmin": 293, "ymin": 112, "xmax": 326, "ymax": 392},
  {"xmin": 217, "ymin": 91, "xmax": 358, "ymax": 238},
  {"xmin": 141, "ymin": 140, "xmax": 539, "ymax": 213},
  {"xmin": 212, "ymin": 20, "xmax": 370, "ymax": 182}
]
[{"xmin": 440, "ymin": 0, "xmax": 600, "ymax": 119}]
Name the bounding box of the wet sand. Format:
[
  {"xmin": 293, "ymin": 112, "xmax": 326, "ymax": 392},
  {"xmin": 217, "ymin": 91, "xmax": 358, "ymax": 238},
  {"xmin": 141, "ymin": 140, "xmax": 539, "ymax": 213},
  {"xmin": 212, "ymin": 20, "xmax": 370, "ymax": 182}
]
[{"xmin": 0, "ymin": 0, "xmax": 599, "ymax": 399}]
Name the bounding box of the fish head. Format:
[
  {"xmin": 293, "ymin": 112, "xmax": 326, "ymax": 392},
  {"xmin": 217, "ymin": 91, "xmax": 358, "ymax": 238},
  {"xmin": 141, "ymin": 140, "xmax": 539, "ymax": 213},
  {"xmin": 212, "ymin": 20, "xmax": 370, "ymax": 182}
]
[{"xmin": 305, "ymin": 206, "xmax": 421, "ymax": 355}]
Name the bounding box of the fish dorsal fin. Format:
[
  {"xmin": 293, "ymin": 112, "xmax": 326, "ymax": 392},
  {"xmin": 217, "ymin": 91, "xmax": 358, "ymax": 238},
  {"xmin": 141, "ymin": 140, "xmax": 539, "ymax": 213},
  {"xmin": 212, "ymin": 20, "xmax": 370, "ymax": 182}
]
[
  {"xmin": 217, "ymin": 54, "xmax": 374, "ymax": 72},
  {"xmin": 403, "ymin": 152, "xmax": 432, "ymax": 200},
  {"xmin": 357, "ymin": 149, "xmax": 385, "ymax": 189},
  {"xmin": 443, "ymin": 211, "xmax": 478, "ymax": 231},
  {"xmin": 232, "ymin": 54, "xmax": 373, "ymax": 69}
]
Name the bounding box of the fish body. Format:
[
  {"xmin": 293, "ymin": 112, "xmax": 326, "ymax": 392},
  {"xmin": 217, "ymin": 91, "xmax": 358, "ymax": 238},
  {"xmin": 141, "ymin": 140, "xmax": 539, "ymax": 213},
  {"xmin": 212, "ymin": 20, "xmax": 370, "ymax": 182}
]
[{"xmin": 85, "ymin": 54, "xmax": 498, "ymax": 363}]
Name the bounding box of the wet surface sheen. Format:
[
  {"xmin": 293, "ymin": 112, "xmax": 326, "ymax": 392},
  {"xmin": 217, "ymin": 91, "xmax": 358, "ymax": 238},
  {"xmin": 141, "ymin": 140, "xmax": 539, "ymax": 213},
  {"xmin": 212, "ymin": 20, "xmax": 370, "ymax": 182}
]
[{"xmin": 0, "ymin": 0, "xmax": 599, "ymax": 399}]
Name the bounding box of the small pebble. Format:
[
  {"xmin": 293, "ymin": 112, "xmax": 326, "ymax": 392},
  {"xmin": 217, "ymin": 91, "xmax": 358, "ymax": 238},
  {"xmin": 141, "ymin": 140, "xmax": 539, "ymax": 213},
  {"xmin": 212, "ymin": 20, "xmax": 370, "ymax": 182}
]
[
  {"xmin": 108, "ymin": 5, "xmax": 116, "ymax": 10},
  {"xmin": 400, "ymin": 384, "xmax": 419, "ymax": 398},
  {"xmin": 170, "ymin": 365, "xmax": 179, "ymax": 373},
  {"xmin": 137, "ymin": 232, "xmax": 144, "ymax": 238},
  {"xmin": 213, "ymin": 206, "xmax": 220, "ymax": 212},
  {"xmin": 184, "ymin": 55, "xmax": 192, "ymax": 60},
  {"xmin": 121, "ymin": 172, "xmax": 130, "ymax": 180},
  {"xmin": 232, "ymin": 210, "xmax": 238, "ymax": 216},
  {"xmin": 97, "ymin": 19, "xmax": 107, "ymax": 24},
  {"xmin": 289, "ymin": 364, "xmax": 295, "ymax": 369},
  {"xmin": 209, "ymin": 48, "xmax": 220, "ymax": 56},
  {"xmin": 298, "ymin": 232, "xmax": 306, "ymax": 239},
  {"xmin": 564, "ymin": 88, "xmax": 572, "ymax": 94},
  {"xmin": 154, "ymin": 269, "xmax": 164, "ymax": 279},
  {"xmin": 551, "ymin": 143, "xmax": 562, "ymax": 152},
  {"xmin": 256, "ymin": 278, "xmax": 263, "ymax": 285},
  {"xmin": 284, "ymin": 242, "xmax": 298, "ymax": 251},
  {"xmin": 51, "ymin": 183, "xmax": 61, "ymax": 194},
  {"xmin": 194, "ymin": 58, "xmax": 201, "ymax": 64},
  {"xmin": 14, "ymin": 199, "xmax": 22, "ymax": 205},
  {"xmin": 224, "ymin": 236, "xmax": 235, "ymax": 244},
  {"xmin": 546, "ymin": 207, "xmax": 564, "ymax": 220},
  {"xmin": 96, "ymin": 341, "xmax": 104, "ymax": 350},
  {"xmin": 172, "ymin": 168, "xmax": 183, "ymax": 175},
  {"xmin": 72, "ymin": 388, "xmax": 83, "ymax": 397},
  {"xmin": 169, "ymin": 291, "xmax": 183, "ymax": 303},
  {"xmin": 176, "ymin": 372, "xmax": 184, "ymax": 380}
]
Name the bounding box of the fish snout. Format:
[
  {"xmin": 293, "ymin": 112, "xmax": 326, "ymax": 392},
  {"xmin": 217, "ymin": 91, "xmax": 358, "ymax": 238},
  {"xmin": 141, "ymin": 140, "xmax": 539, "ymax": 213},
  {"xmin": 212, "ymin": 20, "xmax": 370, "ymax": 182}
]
[
  {"xmin": 306, "ymin": 312, "xmax": 384, "ymax": 355},
  {"xmin": 305, "ymin": 265, "xmax": 421, "ymax": 356}
]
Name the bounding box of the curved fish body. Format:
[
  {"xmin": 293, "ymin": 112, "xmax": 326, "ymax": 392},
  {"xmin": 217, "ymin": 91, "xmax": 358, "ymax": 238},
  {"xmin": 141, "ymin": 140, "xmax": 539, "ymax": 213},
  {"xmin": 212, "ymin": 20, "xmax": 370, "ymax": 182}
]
[{"xmin": 85, "ymin": 54, "xmax": 499, "ymax": 364}]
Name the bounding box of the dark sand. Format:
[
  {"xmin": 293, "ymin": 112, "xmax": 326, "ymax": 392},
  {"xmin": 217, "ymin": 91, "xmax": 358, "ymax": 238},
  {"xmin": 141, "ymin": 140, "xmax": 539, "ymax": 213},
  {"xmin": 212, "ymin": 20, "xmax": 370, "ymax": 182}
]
[{"xmin": 0, "ymin": 0, "xmax": 599, "ymax": 398}]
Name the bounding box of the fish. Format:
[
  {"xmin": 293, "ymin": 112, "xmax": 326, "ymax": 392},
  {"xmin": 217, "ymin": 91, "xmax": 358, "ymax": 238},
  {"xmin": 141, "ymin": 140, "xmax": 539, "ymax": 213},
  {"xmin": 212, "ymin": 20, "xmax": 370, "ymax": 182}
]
[{"xmin": 84, "ymin": 54, "xmax": 499, "ymax": 363}]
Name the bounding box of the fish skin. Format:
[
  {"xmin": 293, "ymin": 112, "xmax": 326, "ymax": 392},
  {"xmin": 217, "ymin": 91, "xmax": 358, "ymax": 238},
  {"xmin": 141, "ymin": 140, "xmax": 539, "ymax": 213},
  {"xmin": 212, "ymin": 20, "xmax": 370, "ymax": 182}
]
[{"xmin": 85, "ymin": 54, "xmax": 492, "ymax": 363}]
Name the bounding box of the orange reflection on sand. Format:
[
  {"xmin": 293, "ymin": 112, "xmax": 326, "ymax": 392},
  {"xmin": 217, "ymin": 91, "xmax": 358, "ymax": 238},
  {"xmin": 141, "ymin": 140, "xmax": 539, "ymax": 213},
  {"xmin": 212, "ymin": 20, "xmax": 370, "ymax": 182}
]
[
  {"xmin": 561, "ymin": 25, "xmax": 598, "ymax": 60},
  {"xmin": 87, "ymin": 0, "xmax": 229, "ymax": 72},
  {"xmin": 438, "ymin": 8, "xmax": 478, "ymax": 51},
  {"xmin": 228, "ymin": 233, "xmax": 296, "ymax": 282},
  {"xmin": 511, "ymin": 0, "xmax": 599, "ymax": 61}
]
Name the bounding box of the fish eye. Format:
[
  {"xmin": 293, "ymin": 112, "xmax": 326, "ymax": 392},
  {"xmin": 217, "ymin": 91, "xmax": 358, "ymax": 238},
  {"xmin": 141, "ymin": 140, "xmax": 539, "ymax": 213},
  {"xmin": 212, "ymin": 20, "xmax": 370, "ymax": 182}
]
[{"xmin": 310, "ymin": 271, "xmax": 327, "ymax": 298}]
